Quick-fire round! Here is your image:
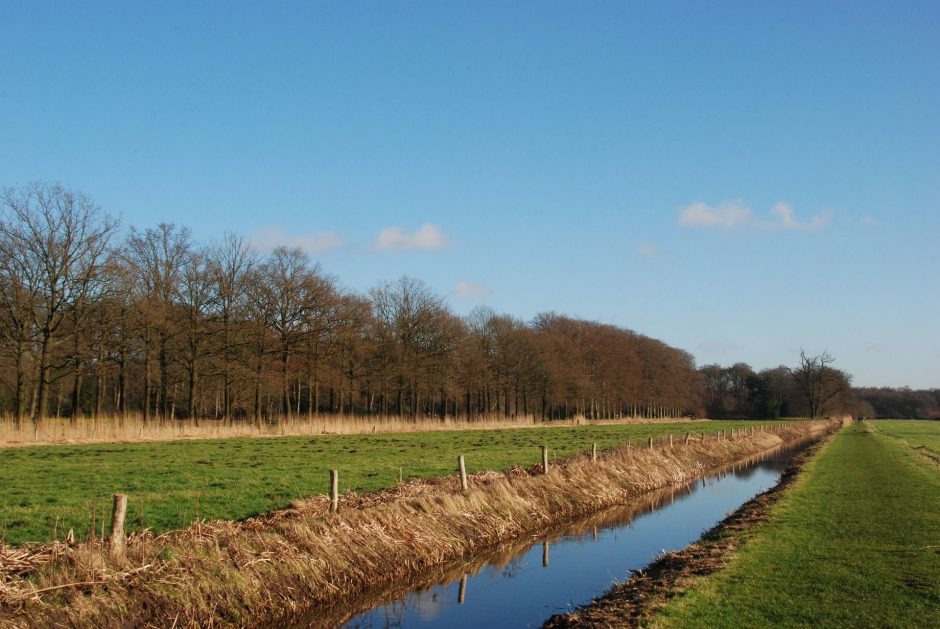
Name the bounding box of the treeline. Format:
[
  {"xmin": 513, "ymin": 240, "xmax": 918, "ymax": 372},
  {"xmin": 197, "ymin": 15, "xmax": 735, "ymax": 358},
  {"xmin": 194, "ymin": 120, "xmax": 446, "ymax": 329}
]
[
  {"xmin": 700, "ymin": 357, "xmax": 857, "ymax": 420},
  {"xmin": 0, "ymin": 182, "xmax": 704, "ymax": 424},
  {"xmin": 853, "ymin": 387, "xmax": 940, "ymax": 419}
]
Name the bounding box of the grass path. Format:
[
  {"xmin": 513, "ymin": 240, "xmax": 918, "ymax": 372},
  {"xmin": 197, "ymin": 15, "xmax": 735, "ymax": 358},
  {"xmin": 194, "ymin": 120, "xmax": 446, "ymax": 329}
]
[
  {"xmin": 0, "ymin": 419, "xmax": 766, "ymax": 546},
  {"xmin": 653, "ymin": 421, "xmax": 940, "ymax": 627}
]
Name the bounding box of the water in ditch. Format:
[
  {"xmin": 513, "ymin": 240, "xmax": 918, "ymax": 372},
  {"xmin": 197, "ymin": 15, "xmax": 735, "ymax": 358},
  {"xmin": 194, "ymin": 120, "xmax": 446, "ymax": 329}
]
[{"xmin": 314, "ymin": 442, "xmax": 808, "ymax": 628}]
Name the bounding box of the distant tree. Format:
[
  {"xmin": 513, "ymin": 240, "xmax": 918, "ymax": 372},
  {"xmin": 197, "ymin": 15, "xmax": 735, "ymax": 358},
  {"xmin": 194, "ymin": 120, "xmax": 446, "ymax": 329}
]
[
  {"xmin": 206, "ymin": 232, "xmax": 256, "ymax": 420},
  {"xmin": 0, "ymin": 220, "xmax": 39, "ymax": 424},
  {"xmin": 125, "ymin": 223, "xmax": 192, "ymax": 420},
  {"xmin": 369, "ymin": 277, "xmax": 460, "ymax": 417},
  {"xmin": 789, "ymin": 350, "xmax": 848, "ymax": 418},
  {"xmin": 1, "ymin": 182, "xmax": 118, "ymax": 422}
]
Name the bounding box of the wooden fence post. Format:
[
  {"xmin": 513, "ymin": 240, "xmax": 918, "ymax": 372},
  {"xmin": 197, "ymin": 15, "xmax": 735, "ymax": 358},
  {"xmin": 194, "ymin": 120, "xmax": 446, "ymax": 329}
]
[
  {"xmin": 669, "ymin": 434, "xmax": 673, "ymax": 447},
  {"xmin": 542, "ymin": 540, "xmax": 550, "ymax": 567},
  {"xmin": 109, "ymin": 493, "xmax": 128, "ymax": 558},
  {"xmin": 591, "ymin": 443, "xmax": 597, "ymax": 462},
  {"xmin": 330, "ymin": 469, "xmax": 339, "ymax": 513},
  {"xmin": 648, "ymin": 437, "xmax": 654, "ymax": 450},
  {"xmin": 685, "ymin": 432, "xmax": 691, "ymax": 445},
  {"xmin": 458, "ymin": 455, "xmax": 468, "ymax": 491},
  {"xmin": 458, "ymin": 574, "xmax": 467, "ymax": 604},
  {"xmin": 542, "ymin": 445, "xmax": 549, "ymax": 474}
]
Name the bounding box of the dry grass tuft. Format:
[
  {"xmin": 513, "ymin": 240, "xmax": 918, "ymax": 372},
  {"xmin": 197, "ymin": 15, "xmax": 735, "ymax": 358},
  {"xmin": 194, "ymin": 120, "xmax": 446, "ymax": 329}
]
[
  {"xmin": 0, "ymin": 421, "xmax": 835, "ymax": 627},
  {"xmin": 0, "ymin": 413, "xmax": 697, "ymax": 448}
]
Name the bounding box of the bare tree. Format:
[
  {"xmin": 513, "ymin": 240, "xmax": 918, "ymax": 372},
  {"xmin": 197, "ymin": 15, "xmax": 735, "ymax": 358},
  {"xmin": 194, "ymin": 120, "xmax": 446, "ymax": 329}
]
[
  {"xmin": 369, "ymin": 277, "xmax": 460, "ymax": 418},
  {"xmin": 176, "ymin": 247, "xmax": 215, "ymax": 420},
  {"xmin": 0, "ymin": 183, "xmax": 118, "ymax": 423},
  {"xmin": 125, "ymin": 223, "xmax": 191, "ymax": 420},
  {"xmin": 0, "ymin": 223, "xmax": 39, "ymax": 424},
  {"xmin": 207, "ymin": 233, "xmax": 256, "ymax": 420},
  {"xmin": 789, "ymin": 350, "xmax": 847, "ymax": 418},
  {"xmin": 256, "ymin": 247, "xmax": 322, "ymax": 418}
]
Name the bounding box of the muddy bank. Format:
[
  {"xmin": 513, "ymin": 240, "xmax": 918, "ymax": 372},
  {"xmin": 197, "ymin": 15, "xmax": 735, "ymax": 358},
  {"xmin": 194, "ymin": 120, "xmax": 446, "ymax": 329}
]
[
  {"xmin": 543, "ymin": 431, "xmax": 836, "ymax": 628},
  {"xmin": 0, "ymin": 422, "xmax": 835, "ymax": 627}
]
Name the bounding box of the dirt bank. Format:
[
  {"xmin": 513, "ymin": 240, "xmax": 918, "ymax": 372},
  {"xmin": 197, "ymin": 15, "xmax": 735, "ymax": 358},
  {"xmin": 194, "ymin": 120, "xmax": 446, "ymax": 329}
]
[
  {"xmin": 543, "ymin": 430, "xmax": 836, "ymax": 628},
  {"xmin": 0, "ymin": 421, "xmax": 836, "ymax": 627}
]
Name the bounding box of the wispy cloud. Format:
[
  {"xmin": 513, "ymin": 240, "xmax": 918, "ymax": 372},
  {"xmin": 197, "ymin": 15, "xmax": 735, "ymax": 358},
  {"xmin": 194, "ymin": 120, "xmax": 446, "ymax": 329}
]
[
  {"xmin": 767, "ymin": 202, "xmax": 832, "ymax": 231},
  {"xmin": 249, "ymin": 226, "xmax": 346, "ymax": 254},
  {"xmin": 678, "ymin": 200, "xmax": 753, "ymax": 229},
  {"xmin": 635, "ymin": 242, "xmax": 659, "ymax": 258},
  {"xmin": 677, "ymin": 200, "xmax": 831, "ymax": 231},
  {"xmin": 860, "ymin": 215, "xmax": 878, "ymax": 226},
  {"xmin": 374, "ymin": 223, "xmax": 449, "ymax": 251},
  {"xmin": 453, "ymin": 281, "xmax": 490, "ymax": 300}
]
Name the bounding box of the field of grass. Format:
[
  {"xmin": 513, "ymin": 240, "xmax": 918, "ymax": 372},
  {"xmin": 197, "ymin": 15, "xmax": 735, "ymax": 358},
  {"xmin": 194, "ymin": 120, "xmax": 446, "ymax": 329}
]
[
  {"xmin": 653, "ymin": 420, "xmax": 940, "ymax": 627},
  {"xmin": 873, "ymin": 418, "xmax": 940, "ymax": 460},
  {"xmin": 0, "ymin": 419, "xmax": 768, "ymax": 546}
]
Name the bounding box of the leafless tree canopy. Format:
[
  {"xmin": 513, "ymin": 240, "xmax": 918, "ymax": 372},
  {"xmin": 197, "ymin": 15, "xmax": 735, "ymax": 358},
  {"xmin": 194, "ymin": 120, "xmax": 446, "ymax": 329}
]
[{"xmin": 0, "ymin": 182, "xmax": 861, "ymax": 424}]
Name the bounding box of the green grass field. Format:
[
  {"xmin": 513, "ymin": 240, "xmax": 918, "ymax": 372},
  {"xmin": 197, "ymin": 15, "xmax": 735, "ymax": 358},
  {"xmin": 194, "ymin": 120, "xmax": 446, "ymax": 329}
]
[
  {"xmin": 873, "ymin": 419, "xmax": 940, "ymax": 460},
  {"xmin": 654, "ymin": 420, "xmax": 940, "ymax": 627},
  {"xmin": 0, "ymin": 419, "xmax": 767, "ymax": 546}
]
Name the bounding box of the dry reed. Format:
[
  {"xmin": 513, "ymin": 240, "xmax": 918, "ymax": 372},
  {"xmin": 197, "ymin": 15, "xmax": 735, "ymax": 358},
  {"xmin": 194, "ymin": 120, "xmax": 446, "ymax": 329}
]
[
  {"xmin": 0, "ymin": 413, "xmax": 698, "ymax": 448},
  {"xmin": 0, "ymin": 420, "xmax": 836, "ymax": 627}
]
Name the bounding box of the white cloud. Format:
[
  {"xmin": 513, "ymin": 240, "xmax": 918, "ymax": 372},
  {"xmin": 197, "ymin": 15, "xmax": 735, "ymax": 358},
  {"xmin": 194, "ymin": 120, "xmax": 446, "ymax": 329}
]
[
  {"xmin": 373, "ymin": 223, "xmax": 449, "ymax": 251},
  {"xmin": 678, "ymin": 200, "xmax": 753, "ymax": 229},
  {"xmin": 860, "ymin": 215, "xmax": 878, "ymax": 226},
  {"xmin": 453, "ymin": 281, "xmax": 490, "ymax": 300},
  {"xmin": 249, "ymin": 226, "xmax": 346, "ymax": 254},
  {"xmin": 677, "ymin": 200, "xmax": 831, "ymax": 231},
  {"xmin": 635, "ymin": 242, "xmax": 659, "ymax": 258},
  {"xmin": 767, "ymin": 202, "xmax": 832, "ymax": 231}
]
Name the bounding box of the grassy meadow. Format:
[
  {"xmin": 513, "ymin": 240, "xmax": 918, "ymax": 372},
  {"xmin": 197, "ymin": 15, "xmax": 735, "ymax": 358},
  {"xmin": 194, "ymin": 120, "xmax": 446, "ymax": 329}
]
[
  {"xmin": 873, "ymin": 418, "xmax": 940, "ymax": 459},
  {"xmin": 0, "ymin": 419, "xmax": 769, "ymax": 546},
  {"xmin": 653, "ymin": 420, "xmax": 940, "ymax": 627}
]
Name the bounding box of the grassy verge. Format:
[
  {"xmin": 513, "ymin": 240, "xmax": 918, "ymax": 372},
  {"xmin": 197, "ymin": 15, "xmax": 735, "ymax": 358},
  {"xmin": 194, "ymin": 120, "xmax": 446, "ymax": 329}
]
[
  {"xmin": 873, "ymin": 419, "xmax": 940, "ymax": 461},
  {"xmin": 0, "ymin": 419, "xmax": 767, "ymax": 545},
  {"xmin": 653, "ymin": 421, "xmax": 940, "ymax": 627}
]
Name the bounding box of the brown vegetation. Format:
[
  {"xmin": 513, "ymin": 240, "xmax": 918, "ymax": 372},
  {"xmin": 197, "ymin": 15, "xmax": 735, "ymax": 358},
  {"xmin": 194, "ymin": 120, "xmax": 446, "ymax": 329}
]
[
  {"xmin": 2, "ymin": 182, "xmax": 707, "ymax": 428},
  {"xmin": 0, "ymin": 421, "xmax": 835, "ymax": 627},
  {"xmin": 0, "ymin": 412, "xmax": 694, "ymax": 448}
]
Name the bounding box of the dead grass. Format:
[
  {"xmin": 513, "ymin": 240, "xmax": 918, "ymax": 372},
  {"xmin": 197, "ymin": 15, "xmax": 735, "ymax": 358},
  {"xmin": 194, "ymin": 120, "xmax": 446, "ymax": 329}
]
[
  {"xmin": 0, "ymin": 413, "xmax": 699, "ymax": 448},
  {"xmin": 0, "ymin": 421, "xmax": 834, "ymax": 627}
]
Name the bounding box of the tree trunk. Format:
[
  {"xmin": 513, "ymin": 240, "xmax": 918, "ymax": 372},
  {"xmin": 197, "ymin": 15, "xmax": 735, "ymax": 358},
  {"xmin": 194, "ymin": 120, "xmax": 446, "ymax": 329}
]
[
  {"xmin": 13, "ymin": 341, "xmax": 26, "ymax": 427},
  {"xmin": 143, "ymin": 343, "xmax": 152, "ymax": 423},
  {"xmin": 188, "ymin": 361, "xmax": 198, "ymax": 421},
  {"xmin": 34, "ymin": 330, "xmax": 52, "ymax": 424},
  {"xmin": 281, "ymin": 344, "xmax": 291, "ymax": 419},
  {"xmin": 159, "ymin": 334, "xmax": 169, "ymax": 419}
]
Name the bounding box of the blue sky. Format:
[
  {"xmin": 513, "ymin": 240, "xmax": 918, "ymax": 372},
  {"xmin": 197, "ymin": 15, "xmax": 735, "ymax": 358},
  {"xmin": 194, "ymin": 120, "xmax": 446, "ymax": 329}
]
[{"xmin": 2, "ymin": 1, "xmax": 938, "ymax": 388}]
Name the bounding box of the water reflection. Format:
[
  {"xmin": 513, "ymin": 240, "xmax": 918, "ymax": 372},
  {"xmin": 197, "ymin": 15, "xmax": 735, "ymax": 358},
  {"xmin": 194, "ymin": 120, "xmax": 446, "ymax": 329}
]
[{"xmin": 291, "ymin": 443, "xmax": 807, "ymax": 628}]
